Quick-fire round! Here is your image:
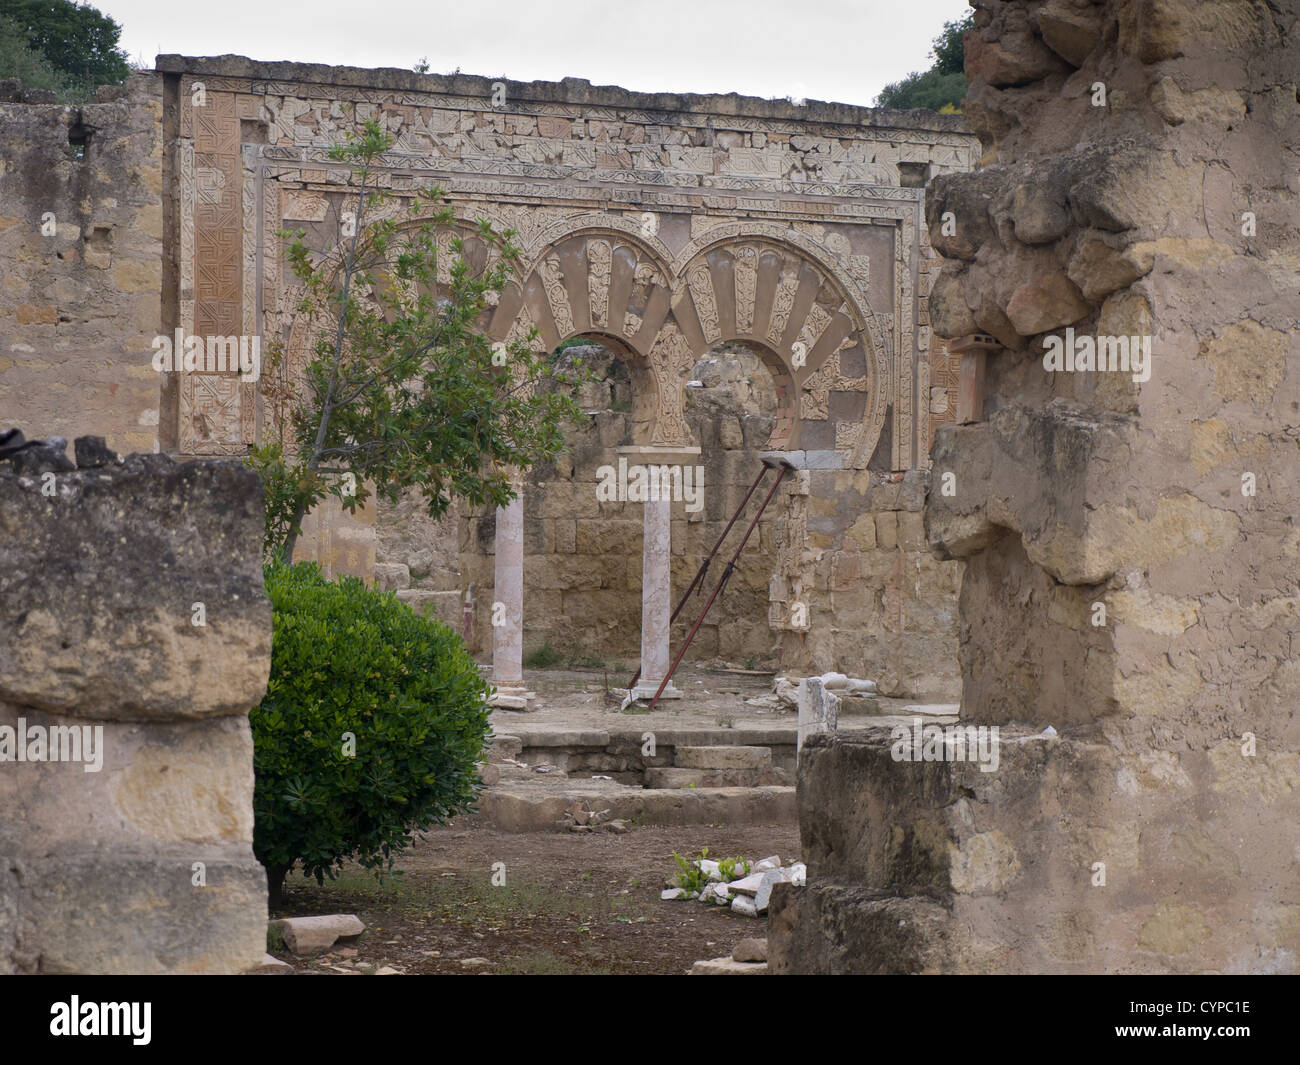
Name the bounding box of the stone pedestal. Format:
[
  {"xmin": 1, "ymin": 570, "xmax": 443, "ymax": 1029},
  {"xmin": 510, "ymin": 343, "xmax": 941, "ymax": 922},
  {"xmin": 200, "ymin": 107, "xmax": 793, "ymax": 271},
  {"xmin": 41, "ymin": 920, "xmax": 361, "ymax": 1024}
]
[{"xmin": 1, "ymin": 441, "xmax": 270, "ymax": 973}]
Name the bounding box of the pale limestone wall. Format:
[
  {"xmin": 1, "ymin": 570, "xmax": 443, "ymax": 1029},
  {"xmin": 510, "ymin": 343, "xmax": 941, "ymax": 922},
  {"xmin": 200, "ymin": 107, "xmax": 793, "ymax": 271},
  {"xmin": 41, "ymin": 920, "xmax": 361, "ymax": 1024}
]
[
  {"xmin": 0, "ymin": 75, "xmax": 165, "ymax": 456},
  {"xmin": 775, "ymin": 0, "xmax": 1300, "ymax": 974},
  {"xmin": 1, "ymin": 437, "xmax": 269, "ymax": 973}
]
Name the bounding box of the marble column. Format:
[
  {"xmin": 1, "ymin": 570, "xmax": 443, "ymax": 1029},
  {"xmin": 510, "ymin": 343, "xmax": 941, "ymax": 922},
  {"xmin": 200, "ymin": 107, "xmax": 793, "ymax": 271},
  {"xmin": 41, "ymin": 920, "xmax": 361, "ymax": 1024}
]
[
  {"xmin": 621, "ymin": 445, "xmax": 698, "ymax": 700},
  {"xmin": 632, "ymin": 493, "xmax": 680, "ymax": 699},
  {"xmin": 490, "ymin": 487, "xmax": 534, "ymax": 709}
]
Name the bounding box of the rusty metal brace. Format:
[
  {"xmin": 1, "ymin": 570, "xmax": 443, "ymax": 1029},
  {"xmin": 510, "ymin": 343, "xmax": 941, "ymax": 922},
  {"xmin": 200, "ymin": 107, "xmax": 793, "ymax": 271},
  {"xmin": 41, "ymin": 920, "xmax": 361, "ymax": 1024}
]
[
  {"xmin": 649, "ymin": 456, "xmax": 793, "ymax": 709},
  {"xmin": 627, "ymin": 463, "xmax": 771, "ymax": 690}
]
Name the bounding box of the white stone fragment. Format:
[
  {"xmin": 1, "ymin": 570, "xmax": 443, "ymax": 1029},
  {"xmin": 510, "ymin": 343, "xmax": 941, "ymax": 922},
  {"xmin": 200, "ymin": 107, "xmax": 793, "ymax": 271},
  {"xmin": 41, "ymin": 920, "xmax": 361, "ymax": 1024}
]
[
  {"xmin": 726, "ymin": 872, "xmax": 767, "ymax": 896},
  {"xmin": 270, "ymin": 915, "xmax": 365, "ymax": 956},
  {"xmin": 754, "ymin": 869, "xmax": 789, "ymax": 911}
]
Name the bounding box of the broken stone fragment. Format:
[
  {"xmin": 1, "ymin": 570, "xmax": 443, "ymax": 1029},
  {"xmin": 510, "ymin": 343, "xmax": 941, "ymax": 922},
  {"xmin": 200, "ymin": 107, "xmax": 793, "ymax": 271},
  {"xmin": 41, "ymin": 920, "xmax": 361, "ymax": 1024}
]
[
  {"xmin": 690, "ymin": 955, "xmax": 768, "ymax": 974},
  {"xmin": 731, "ymin": 895, "xmax": 759, "ymax": 917},
  {"xmin": 270, "ymin": 915, "xmax": 365, "ymax": 956},
  {"xmin": 732, "ymin": 938, "xmax": 768, "ymax": 962},
  {"xmin": 248, "ymin": 953, "xmax": 293, "ymax": 974},
  {"xmin": 754, "ymin": 869, "xmax": 791, "ymax": 912},
  {"xmin": 73, "ymin": 435, "xmax": 119, "ymax": 469},
  {"xmin": 726, "ymin": 873, "xmax": 763, "ymax": 896}
]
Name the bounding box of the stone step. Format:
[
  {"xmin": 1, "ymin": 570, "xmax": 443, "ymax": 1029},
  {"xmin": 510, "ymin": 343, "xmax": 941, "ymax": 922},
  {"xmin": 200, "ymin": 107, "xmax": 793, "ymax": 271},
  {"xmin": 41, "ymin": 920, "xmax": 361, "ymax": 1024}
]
[
  {"xmin": 645, "ymin": 765, "xmax": 789, "ymax": 789},
  {"xmin": 476, "ymin": 783, "xmax": 796, "ymax": 831},
  {"xmin": 486, "ymin": 733, "xmax": 523, "ymax": 762},
  {"xmin": 676, "ymin": 745, "xmax": 772, "ymax": 770}
]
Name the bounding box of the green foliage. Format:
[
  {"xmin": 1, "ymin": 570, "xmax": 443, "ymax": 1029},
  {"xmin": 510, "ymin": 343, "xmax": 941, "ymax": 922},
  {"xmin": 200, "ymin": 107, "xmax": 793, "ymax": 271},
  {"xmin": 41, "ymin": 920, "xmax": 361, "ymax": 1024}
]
[
  {"xmin": 932, "ymin": 13, "xmax": 972, "ymax": 76},
  {"xmin": 523, "ymin": 641, "xmax": 561, "ymax": 669},
  {"xmin": 876, "ymin": 68, "xmax": 968, "ymax": 112},
  {"xmin": 252, "ymin": 562, "xmax": 491, "ymax": 902},
  {"xmin": 0, "ymin": 15, "xmax": 75, "ymax": 100},
  {"xmin": 717, "ymin": 856, "xmax": 750, "ymax": 881},
  {"xmin": 670, "ymin": 848, "xmax": 749, "ymax": 894},
  {"xmin": 250, "ymin": 115, "xmax": 588, "ymax": 562},
  {"xmin": 0, "ymin": 0, "xmax": 129, "ymax": 100},
  {"xmin": 671, "ymin": 849, "xmax": 710, "ymax": 893},
  {"xmin": 875, "ymin": 12, "xmax": 972, "ymax": 112}
]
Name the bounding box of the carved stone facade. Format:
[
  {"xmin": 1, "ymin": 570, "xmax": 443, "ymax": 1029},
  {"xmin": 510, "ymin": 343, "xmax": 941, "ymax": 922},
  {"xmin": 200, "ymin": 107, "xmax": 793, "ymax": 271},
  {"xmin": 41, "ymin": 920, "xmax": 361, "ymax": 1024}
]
[
  {"xmin": 1, "ymin": 56, "xmax": 975, "ymax": 690},
  {"xmin": 152, "ymin": 55, "xmax": 975, "ymax": 477}
]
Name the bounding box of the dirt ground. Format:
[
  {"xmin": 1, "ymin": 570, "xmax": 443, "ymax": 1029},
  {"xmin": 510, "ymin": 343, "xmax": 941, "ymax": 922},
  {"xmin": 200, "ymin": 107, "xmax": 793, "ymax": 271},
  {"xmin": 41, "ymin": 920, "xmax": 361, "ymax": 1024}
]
[{"xmin": 268, "ymin": 820, "xmax": 801, "ymax": 975}]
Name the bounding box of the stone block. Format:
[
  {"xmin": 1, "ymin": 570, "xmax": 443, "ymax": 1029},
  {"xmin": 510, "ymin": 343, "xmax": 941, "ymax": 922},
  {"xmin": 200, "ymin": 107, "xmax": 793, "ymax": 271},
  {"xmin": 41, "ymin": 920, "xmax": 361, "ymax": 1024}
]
[
  {"xmin": 0, "ymin": 451, "xmax": 271, "ymax": 721},
  {"xmin": 372, "ymin": 562, "xmax": 411, "ymax": 592},
  {"xmin": 16, "ymin": 853, "xmax": 266, "ymax": 974},
  {"xmin": 675, "ymin": 745, "xmax": 771, "ymax": 770},
  {"xmin": 270, "ymin": 914, "xmax": 365, "ymax": 956}
]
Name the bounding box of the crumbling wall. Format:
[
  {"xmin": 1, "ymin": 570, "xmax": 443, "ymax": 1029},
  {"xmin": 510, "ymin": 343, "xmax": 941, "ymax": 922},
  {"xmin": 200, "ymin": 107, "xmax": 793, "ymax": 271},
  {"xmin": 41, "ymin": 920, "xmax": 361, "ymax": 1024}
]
[
  {"xmin": 0, "ymin": 76, "xmax": 165, "ymax": 456},
  {"xmin": 452, "ymin": 344, "xmax": 960, "ymax": 692},
  {"xmin": 0, "ymin": 434, "xmax": 270, "ymax": 973},
  {"xmin": 774, "ymin": 0, "xmax": 1300, "ymax": 973}
]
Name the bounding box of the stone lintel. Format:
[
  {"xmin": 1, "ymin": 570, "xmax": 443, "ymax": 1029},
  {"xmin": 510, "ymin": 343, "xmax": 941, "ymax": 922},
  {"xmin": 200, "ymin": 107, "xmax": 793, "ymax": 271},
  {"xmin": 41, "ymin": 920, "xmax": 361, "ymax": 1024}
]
[{"xmin": 616, "ymin": 444, "xmax": 701, "ymax": 466}]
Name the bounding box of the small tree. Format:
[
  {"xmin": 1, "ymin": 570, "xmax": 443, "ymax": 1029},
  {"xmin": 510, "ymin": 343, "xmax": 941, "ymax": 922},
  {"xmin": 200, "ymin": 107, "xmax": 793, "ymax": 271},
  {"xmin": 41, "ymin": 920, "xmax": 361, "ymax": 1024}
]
[
  {"xmin": 252, "ymin": 116, "xmax": 585, "ymax": 562},
  {"xmin": 875, "ymin": 12, "xmax": 973, "ymax": 112},
  {"xmin": 254, "ymin": 563, "xmax": 491, "ymax": 904},
  {"xmin": 0, "ymin": 0, "xmax": 129, "ymax": 99}
]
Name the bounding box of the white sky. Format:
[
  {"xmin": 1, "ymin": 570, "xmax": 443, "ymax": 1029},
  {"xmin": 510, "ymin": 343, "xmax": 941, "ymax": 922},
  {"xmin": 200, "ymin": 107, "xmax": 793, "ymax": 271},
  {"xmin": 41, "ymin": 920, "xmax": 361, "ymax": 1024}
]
[{"xmin": 104, "ymin": 0, "xmax": 969, "ymax": 108}]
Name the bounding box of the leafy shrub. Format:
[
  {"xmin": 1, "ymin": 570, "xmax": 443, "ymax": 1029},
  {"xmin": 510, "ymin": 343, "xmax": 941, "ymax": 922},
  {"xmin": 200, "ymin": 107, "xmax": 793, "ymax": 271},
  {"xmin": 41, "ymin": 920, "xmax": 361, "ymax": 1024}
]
[
  {"xmin": 523, "ymin": 641, "xmax": 561, "ymax": 669},
  {"xmin": 253, "ymin": 562, "xmax": 490, "ymax": 903}
]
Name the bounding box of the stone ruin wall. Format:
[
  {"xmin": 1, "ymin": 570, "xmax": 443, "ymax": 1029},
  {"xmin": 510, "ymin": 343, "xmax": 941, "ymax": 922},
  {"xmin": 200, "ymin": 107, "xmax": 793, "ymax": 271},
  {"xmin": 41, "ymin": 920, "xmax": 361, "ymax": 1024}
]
[
  {"xmin": 773, "ymin": 0, "xmax": 1300, "ymax": 973},
  {"xmin": 0, "ymin": 56, "xmax": 980, "ymax": 697},
  {"xmin": 1, "ymin": 436, "xmax": 269, "ymax": 973},
  {"xmin": 0, "ymin": 74, "xmax": 166, "ymax": 457}
]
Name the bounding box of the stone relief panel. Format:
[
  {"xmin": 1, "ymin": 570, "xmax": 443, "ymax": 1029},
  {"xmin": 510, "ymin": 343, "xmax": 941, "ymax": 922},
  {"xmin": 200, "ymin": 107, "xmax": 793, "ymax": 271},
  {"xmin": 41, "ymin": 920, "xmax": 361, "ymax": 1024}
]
[{"xmin": 180, "ymin": 84, "xmax": 247, "ymax": 455}]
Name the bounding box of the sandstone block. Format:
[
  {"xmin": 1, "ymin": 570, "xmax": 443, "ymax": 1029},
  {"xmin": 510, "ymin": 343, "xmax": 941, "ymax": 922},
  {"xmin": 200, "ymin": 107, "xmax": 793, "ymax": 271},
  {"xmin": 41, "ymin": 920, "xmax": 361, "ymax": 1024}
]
[
  {"xmin": 0, "ymin": 448, "xmax": 271, "ymax": 721},
  {"xmin": 676, "ymin": 745, "xmax": 771, "ymax": 770}
]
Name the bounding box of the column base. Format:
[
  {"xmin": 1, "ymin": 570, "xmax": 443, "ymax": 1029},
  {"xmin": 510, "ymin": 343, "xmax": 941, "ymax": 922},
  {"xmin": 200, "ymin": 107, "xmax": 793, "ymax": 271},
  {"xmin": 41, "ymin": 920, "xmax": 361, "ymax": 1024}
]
[
  {"xmin": 489, "ymin": 685, "xmax": 537, "ymax": 711},
  {"xmin": 631, "ymin": 683, "xmax": 683, "ymax": 701}
]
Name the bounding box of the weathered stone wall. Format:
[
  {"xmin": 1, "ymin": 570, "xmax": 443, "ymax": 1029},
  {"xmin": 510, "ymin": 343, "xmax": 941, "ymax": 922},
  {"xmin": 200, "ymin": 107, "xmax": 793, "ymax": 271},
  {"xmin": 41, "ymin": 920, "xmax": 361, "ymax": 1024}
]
[
  {"xmin": 774, "ymin": 0, "xmax": 1300, "ymax": 973},
  {"xmin": 0, "ymin": 435, "xmax": 270, "ymax": 973},
  {"xmin": 455, "ymin": 344, "xmax": 960, "ymax": 692},
  {"xmin": 0, "ymin": 75, "xmax": 165, "ymax": 456},
  {"xmin": 0, "ymin": 56, "xmax": 972, "ymax": 695}
]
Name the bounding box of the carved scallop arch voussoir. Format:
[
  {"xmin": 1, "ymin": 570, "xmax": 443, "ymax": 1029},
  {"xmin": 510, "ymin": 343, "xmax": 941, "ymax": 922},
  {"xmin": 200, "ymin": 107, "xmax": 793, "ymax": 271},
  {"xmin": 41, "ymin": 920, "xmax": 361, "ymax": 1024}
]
[
  {"xmin": 671, "ymin": 221, "xmax": 891, "ymax": 469},
  {"xmin": 510, "ymin": 215, "xmax": 677, "ymax": 353}
]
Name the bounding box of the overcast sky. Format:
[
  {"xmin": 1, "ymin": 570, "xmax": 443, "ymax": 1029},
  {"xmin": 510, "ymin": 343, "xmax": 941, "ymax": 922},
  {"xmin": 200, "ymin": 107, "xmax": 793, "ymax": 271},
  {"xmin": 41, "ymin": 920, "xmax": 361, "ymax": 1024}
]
[{"xmin": 103, "ymin": 0, "xmax": 970, "ymax": 108}]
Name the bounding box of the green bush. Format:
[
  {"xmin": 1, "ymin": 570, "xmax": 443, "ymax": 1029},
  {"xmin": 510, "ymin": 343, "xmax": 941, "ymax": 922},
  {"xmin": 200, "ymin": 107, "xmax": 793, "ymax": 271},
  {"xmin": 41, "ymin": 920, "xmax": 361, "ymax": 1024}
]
[{"xmin": 253, "ymin": 562, "xmax": 491, "ymax": 903}]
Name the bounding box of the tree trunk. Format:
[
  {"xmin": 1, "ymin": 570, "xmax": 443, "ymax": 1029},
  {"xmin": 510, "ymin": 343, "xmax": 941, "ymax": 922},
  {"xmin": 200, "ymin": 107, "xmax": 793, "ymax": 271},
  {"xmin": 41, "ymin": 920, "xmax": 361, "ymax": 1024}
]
[{"xmin": 267, "ymin": 864, "xmax": 289, "ymax": 910}]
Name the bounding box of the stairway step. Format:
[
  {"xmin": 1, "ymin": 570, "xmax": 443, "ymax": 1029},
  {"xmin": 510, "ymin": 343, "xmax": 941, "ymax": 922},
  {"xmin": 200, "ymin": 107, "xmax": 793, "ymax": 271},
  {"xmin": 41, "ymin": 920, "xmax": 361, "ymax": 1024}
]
[
  {"xmin": 676, "ymin": 745, "xmax": 772, "ymax": 770},
  {"xmin": 646, "ymin": 766, "xmax": 789, "ymax": 789},
  {"xmin": 476, "ymin": 783, "xmax": 797, "ymax": 830}
]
